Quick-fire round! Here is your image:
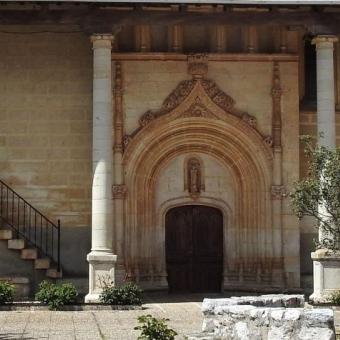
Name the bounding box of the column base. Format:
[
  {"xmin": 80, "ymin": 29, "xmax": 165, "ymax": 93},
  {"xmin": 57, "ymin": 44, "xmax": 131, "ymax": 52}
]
[{"xmin": 85, "ymin": 251, "xmax": 117, "ymax": 303}]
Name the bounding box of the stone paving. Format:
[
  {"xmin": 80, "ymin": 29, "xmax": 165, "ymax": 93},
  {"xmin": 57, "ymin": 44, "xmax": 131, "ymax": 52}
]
[{"xmin": 0, "ymin": 294, "xmax": 338, "ymax": 339}]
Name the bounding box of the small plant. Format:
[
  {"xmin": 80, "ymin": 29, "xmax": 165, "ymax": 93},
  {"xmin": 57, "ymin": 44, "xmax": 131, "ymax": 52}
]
[
  {"xmin": 0, "ymin": 281, "xmax": 15, "ymax": 304},
  {"xmin": 99, "ymin": 282, "xmax": 143, "ymax": 305},
  {"xmin": 330, "ymin": 290, "xmax": 340, "ymax": 305},
  {"xmin": 35, "ymin": 280, "xmax": 78, "ymax": 310},
  {"xmin": 135, "ymin": 314, "xmax": 177, "ymax": 340}
]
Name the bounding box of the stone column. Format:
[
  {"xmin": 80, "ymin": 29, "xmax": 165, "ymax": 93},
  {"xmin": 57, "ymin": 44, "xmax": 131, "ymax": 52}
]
[
  {"xmin": 313, "ymin": 35, "xmax": 338, "ymax": 149},
  {"xmin": 310, "ymin": 35, "xmax": 338, "ymax": 303},
  {"xmin": 85, "ymin": 34, "xmax": 117, "ymax": 303}
]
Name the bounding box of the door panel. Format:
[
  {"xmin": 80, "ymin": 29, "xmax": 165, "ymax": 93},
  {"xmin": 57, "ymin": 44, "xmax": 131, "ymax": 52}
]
[{"xmin": 165, "ymin": 205, "xmax": 223, "ymax": 293}]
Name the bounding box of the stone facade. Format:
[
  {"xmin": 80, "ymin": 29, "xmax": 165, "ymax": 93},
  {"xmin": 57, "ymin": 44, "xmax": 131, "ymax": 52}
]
[{"xmin": 0, "ymin": 20, "xmax": 339, "ymax": 292}]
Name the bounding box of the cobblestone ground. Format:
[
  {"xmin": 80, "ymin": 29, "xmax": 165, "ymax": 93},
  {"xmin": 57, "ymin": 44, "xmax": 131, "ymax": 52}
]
[{"xmin": 0, "ymin": 294, "xmax": 338, "ymax": 340}]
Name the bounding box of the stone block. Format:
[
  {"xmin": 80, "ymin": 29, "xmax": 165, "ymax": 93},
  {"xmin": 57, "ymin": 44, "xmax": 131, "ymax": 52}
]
[
  {"xmin": 0, "ymin": 229, "xmax": 13, "ymax": 240},
  {"xmin": 21, "ymin": 248, "xmax": 38, "ymax": 260},
  {"xmin": 191, "ymin": 295, "xmax": 335, "ymax": 340},
  {"xmin": 8, "ymin": 239, "xmax": 25, "ymax": 250},
  {"xmin": 34, "ymin": 258, "xmax": 50, "ymax": 269},
  {"xmin": 46, "ymin": 268, "xmax": 63, "ymax": 279}
]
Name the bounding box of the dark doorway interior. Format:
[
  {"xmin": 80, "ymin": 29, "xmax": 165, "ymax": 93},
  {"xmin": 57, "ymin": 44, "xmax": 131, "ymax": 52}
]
[{"xmin": 165, "ymin": 205, "xmax": 223, "ymax": 293}]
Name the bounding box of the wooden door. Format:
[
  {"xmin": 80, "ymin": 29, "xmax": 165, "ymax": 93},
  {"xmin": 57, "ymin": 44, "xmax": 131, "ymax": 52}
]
[{"xmin": 165, "ymin": 205, "xmax": 223, "ymax": 293}]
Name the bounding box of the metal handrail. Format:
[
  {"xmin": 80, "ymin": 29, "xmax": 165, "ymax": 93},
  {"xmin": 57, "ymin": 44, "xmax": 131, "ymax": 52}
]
[{"xmin": 0, "ymin": 180, "xmax": 61, "ymax": 272}]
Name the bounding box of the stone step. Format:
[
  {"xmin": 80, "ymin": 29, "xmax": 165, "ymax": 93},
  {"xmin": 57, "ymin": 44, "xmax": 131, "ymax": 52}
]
[
  {"xmin": 21, "ymin": 248, "xmax": 38, "ymax": 260},
  {"xmin": 0, "ymin": 229, "xmax": 13, "ymax": 240},
  {"xmin": 8, "ymin": 239, "xmax": 25, "ymax": 250},
  {"xmin": 35, "ymin": 258, "xmax": 50, "ymax": 270},
  {"xmin": 46, "ymin": 268, "xmax": 62, "ymax": 279}
]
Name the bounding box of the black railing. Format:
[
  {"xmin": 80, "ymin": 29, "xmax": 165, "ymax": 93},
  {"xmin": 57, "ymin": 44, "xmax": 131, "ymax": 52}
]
[{"xmin": 0, "ymin": 180, "xmax": 61, "ymax": 272}]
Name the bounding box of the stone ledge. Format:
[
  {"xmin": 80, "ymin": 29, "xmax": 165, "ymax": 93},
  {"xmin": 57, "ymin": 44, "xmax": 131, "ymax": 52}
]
[
  {"xmin": 202, "ymin": 294, "xmax": 305, "ymax": 315},
  {"xmin": 0, "ymin": 302, "xmax": 143, "ymax": 311}
]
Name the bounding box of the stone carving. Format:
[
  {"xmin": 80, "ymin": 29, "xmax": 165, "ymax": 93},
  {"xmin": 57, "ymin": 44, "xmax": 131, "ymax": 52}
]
[
  {"xmin": 187, "ymin": 54, "xmax": 208, "ymax": 78},
  {"xmin": 124, "ymin": 56, "xmax": 265, "ymax": 151},
  {"xmin": 271, "ymin": 185, "xmax": 287, "ymax": 199},
  {"xmin": 162, "ymin": 80, "xmax": 195, "ymax": 113},
  {"xmin": 112, "ymin": 184, "xmax": 127, "ymax": 199},
  {"xmin": 264, "ymin": 135, "xmax": 273, "ymax": 147},
  {"xmin": 242, "ymin": 112, "xmax": 257, "ymax": 127},
  {"xmin": 201, "ymin": 79, "xmax": 235, "ymax": 112},
  {"xmin": 123, "ymin": 135, "xmax": 131, "ymax": 149},
  {"xmin": 186, "ymin": 158, "xmax": 204, "ymax": 198},
  {"xmin": 182, "ymin": 98, "xmax": 217, "ymax": 119},
  {"xmin": 139, "ymin": 110, "xmax": 155, "ymax": 127},
  {"xmin": 271, "ymin": 62, "xmax": 283, "ymax": 99}
]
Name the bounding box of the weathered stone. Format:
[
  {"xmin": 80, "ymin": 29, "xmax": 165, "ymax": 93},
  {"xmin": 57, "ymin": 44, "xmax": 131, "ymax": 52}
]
[{"xmin": 191, "ymin": 295, "xmax": 335, "ymax": 340}]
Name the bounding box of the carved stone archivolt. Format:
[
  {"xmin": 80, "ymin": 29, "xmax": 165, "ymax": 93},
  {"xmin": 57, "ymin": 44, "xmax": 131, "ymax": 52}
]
[{"xmin": 125, "ymin": 54, "xmax": 265, "ymax": 148}]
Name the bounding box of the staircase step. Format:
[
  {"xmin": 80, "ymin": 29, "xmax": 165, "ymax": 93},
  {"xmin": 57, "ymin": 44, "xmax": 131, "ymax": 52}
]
[
  {"xmin": 46, "ymin": 268, "xmax": 62, "ymax": 279},
  {"xmin": 0, "ymin": 229, "xmax": 13, "ymax": 240},
  {"xmin": 8, "ymin": 239, "xmax": 25, "ymax": 250},
  {"xmin": 35, "ymin": 258, "xmax": 50, "ymax": 269},
  {"xmin": 21, "ymin": 248, "xmax": 38, "ymax": 260}
]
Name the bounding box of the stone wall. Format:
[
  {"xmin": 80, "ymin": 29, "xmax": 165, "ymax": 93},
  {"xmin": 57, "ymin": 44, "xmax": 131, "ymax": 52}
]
[{"xmin": 0, "ymin": 26, "xmax": 93, "ymax": 276}]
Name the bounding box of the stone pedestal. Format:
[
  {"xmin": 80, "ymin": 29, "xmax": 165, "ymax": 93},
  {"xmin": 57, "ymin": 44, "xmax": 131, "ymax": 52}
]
[
  {"xmin": 86, "ymin": 252, "xmax": 117, "ymax": 303},
  {"xmin": 310, "ymin": 249, "xmax": 340, "ymax": 304}
]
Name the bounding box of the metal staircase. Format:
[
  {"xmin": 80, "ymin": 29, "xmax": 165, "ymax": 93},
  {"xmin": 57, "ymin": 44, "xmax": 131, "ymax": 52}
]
[{"xmin": 0, "ymin": 180, "xmax": 62, "ymax": 278}]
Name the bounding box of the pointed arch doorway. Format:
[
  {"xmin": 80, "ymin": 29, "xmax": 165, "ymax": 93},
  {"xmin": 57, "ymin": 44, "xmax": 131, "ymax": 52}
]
[{"xmin": 165, "ymin": 205, "xmax": 223, "ymax": 293}]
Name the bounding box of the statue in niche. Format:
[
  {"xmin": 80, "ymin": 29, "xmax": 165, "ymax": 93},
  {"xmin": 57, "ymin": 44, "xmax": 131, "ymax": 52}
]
[{"xmin": 187, "ymin": 158, "xmax": 202, "ymax": 197}]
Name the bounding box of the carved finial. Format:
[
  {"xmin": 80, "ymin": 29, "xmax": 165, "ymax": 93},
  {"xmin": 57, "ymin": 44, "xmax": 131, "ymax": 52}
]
[
  {"xmin": 188, "ymin": 54, "xmax": 208, "ymax": 79},
  {"xmin": 271, "ymin": 62, "xmax": 282, "ymax": 98}
]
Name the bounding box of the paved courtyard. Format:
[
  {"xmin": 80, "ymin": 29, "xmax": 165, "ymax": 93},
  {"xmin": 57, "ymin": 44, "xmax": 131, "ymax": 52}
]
[{"xmin": 0, "ymin": 294, "xmax": 338, "ymax": 339}]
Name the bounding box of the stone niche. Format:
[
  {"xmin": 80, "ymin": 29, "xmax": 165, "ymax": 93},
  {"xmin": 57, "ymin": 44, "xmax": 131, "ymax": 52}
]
[{"xmin": 188, "ymin": 295, "xmax": 336, "ymax": 340}]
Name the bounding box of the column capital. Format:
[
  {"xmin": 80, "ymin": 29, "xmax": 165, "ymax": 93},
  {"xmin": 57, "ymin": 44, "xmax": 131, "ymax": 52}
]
[
  {"xmin": 312, "ymin": 35, "xmax": 338, "ymax": 48},
  {"xmin": 90, "ymin": 34, "xmax": 114, "ymax": 48}
]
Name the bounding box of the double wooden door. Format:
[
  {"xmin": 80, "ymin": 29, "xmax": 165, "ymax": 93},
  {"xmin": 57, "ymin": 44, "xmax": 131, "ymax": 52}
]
[{"xmin": 165, "ymin": 205, "xmax": 223, "ymax": 293}]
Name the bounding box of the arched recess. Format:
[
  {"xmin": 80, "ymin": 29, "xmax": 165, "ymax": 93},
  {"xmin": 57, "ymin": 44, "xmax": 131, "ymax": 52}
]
[{"xmin": 123, "ymin": 114, "xmax": 274, "ymax": 287}]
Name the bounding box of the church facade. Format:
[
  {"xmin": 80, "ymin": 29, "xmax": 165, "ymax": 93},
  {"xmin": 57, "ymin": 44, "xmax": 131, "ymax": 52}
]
[{"xmin": 0, "ymin": 1, "xmax": 339, "ymax": 298}]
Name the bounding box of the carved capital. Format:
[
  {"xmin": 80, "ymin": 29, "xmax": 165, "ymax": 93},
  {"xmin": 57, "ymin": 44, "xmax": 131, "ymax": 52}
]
[
  {"xmin": 90, "ymin": 34, "xmax": 114, "ymax": 49},
  {"xmin": 188, "ymin": 54, "xmax": 208, "ymax": 79},
  {"xmin": 312, "ymin": 35, "xmax": 338, "ymax": 48},
  {"xmin": 271, "ymin": 185, "xmax": 287, "ymax": 200},
  {"xmin": 112, "ymin": 185, "xmax": 127, "ymax": 199}
]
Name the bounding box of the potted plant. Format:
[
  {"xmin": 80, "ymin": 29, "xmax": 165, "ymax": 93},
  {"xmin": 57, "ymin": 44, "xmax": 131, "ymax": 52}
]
[{"xmin": 290, "ymin": 136, "xmax": 340, "ymax": 303}]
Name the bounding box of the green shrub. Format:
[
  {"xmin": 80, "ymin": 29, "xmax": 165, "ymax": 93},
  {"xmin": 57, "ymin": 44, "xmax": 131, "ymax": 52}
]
[
  {"xmin": 35, "ymin": 280, "xmax": 78, "ymax": 310},
  {"xmin": 0, "ymin": 281, "xmax": 15, "ymax": 304},
  {"xmin": 134, "ymin": 314, "xmax": 177, "ymax": 340},
  {"xmin": 330, "ymin": 290, "xmax": 340, "ymax": 305},
  {"xmin": 99, "ymin": 282, "xmax": 143, "ymax": 305}
]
